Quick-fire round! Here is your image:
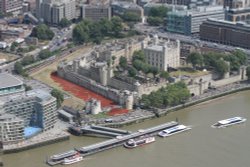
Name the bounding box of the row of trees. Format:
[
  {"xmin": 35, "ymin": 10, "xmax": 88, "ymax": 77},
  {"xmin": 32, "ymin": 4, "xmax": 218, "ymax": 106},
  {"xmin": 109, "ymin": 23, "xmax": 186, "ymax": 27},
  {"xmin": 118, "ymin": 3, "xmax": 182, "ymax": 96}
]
[
  {"xmin": 187, "ymin": 50, "xmax": 247, "ymax": 78},
  {"xmin": 121, "ymin": 12, "xmax": 141, "ymax": 23},
  {"xmin": 73, "ymin": 17, "xmax": 123, "ymax": 44},
  {"xmin": 140, "ymin": 82, "xmax": 190, "ymax": 108},
  {"xmin": 131, "ymin": 50, "xmax": 160, "ymax": 76},
  {"xmin": 30, "ymin": 24, "xmax": 54, "ymax": 40},
  {"xmin": 147, "ymin": 6, "xmax": 168, "ymax": 26}
]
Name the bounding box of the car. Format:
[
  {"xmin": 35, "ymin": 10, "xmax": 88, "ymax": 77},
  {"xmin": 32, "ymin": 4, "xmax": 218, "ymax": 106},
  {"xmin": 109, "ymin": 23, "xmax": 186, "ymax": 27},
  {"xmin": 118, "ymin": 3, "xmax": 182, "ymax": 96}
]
[{"xmin": 104, "ymin": 119, "xmax": 113, "ymax": 123}]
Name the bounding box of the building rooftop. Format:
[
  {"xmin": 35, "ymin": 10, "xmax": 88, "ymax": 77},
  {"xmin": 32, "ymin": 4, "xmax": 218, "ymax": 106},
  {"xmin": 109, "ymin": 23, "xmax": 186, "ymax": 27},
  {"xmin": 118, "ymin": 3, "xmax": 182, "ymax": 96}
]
[
  {"xmin": 111, "ymin": 1, "xmax": 141, "ymax": 9},
  {"xmin": 0, "ymin": 73, "xmax": 23, "ymax": 89},
  {"xmin": 146, "ymin": 45, "xmax": 163, "ymax": 51},
  {"xmin": 26, "ymin": 89, "xmax": 53, "ymax": 102}
]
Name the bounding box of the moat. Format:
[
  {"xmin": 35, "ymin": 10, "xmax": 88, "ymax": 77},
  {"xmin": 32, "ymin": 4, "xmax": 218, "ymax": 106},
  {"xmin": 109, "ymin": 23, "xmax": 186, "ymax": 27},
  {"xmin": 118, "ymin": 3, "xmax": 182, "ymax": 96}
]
[{"xmin": 2, "ymin": 91, "xmax": 250, "ymax": 167}]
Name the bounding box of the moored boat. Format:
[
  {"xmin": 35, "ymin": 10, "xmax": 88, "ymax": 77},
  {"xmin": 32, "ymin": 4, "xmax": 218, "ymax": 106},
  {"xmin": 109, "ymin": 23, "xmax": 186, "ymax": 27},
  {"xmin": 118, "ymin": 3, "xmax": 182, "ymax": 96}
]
[
  {"xmin": 124, "ymin": 136, "xmax": 155, "ymax": 148},
  {"xmin": 50, "ymin": 150, "xmax": 78, "ymax": 162},
  {"xmin": 62, "ymin": 154, "xmax": 83, "ymax": 165},
  {"xmin": 211, "ymin": 117, "xmax": 247, "ymax": 128},
  {"xmin": 158, "ymin": 124, "xmax": 191, "ymax": 137}
]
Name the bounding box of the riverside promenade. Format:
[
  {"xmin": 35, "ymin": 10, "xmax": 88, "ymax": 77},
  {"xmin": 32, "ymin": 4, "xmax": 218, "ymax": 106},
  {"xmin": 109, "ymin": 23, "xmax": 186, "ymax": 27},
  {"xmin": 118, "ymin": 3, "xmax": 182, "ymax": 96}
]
[
  {"xmin": 3, "ymin": 121, "xmax": 70, "ymax": 154},
  {"xmin": 90, "ymin": 82, "xmax": 250, "ymax": 127}
]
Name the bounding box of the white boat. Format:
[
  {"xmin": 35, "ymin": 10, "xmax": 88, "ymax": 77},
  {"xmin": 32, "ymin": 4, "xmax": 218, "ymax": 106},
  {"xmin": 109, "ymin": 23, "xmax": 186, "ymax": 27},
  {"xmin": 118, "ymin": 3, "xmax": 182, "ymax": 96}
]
[
  {"xmin": 50, "ymin": 150, "xmax": 78, "ymax": 161},
  {"xmin": 158, "ymin": 125, "xmax": 191, "ymax": 137},
  {"xmin": 62, "ymin": 154, "xmax": 83, "ymax": 165},
  {"xmin": 211, "ymin": 117, "xmax": 247, "ymax": 128},
  {"xmin": 124, "ymin": 136, "xmax": 155, "ymax": 148}
]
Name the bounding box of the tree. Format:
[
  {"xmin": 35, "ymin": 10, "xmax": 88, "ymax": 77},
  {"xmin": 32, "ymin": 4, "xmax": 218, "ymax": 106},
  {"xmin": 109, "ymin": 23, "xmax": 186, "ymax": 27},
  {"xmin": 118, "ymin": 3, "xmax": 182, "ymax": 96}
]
[
  {"xmin": 73, "ymin": 24, "xmax": 89, "ymax": 44},
  {"xmin": 150, "ymin": 66, "xmax": 159, "ymax": 77},
  {"xmin": 122, "ymin": 12, "xmax": 141, "ymax": 22},
  {"xmin": 160, "ymin": 71, "xmax": 170, "ymax": 80},
  {"xmin": 128, "ymin": 67, "xmax": 137, "ymax": 77},
  {"xmin": 246, "ymin": 66, "xmax": 250, "ymax": 81},
  {"xmin": 149, "ymin": 6, "xmax": 168, "ymax": 18},
  {"xmin": 147, "ymin": 16, "xmax": 164, "ymax": 26},
  {"xmin": 10, "ymin": 42, "xmax": 18, "ymax": 52},
  {"xmin": 21, "ymin": 55, "xmax": 35, "ymax": 66},
  {"xmin": 24, "ymin": 84, "xmax": 32, "ymax": 91},
  {"xmin": 59, "ymin": 18, "xmax": 71, "ymax": 28},
  {"xmin": 99, "ymin": 18, "xmax": 112, "ymax": 35},
  {"xmin": 119, "ymin": 56, "xmax": 128, "ymax": 68},
  {"xmin": 111, "ymin": 16, "xmax": 123, "ymax": 36},
  {"xmin": 38, "ymin": 49, "xmax": 52, "ymax": 60},
  {"xmin": 30, "ymin": 24, "xmax": 54, "ymax": 40},
  {"xmin": 51, "ymin": 89, "xmax": 64, "ymax": 108},
  {"xmin": 14, "ymin": 62, "xmax": 24, "ymax": 75},
  {"xmin": 132, "ymin": 50, "xmax": 145, "ymax": 62},
  {"xmin": 187, "ymin": 52, "xmax": 204, "ymax": 69},
  {"xmin": 214, "ymin": 59, "xmax": 229, "ymax": 78}
]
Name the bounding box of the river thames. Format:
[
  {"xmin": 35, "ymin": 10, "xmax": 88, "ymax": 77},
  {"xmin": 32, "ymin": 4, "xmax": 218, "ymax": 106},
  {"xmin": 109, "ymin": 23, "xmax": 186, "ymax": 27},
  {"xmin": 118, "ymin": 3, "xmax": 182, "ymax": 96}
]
[{"xmin": 2, "ymin": 91, "xmax": 250, "ymax": 167}]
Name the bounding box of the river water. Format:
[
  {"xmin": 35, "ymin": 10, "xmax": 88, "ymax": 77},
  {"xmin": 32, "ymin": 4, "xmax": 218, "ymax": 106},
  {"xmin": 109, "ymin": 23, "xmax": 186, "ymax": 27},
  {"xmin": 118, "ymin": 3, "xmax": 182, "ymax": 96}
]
[{"xmin": 2, "ymin": 91, "xmax": 250, "ymax": 167}]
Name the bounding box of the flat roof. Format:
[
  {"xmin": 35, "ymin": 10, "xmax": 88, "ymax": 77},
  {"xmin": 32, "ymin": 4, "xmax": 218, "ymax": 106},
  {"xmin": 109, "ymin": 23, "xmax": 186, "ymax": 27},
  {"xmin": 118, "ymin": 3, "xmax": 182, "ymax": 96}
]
[
  {"xmin": 146, "ymin": 45, "xmax": 163, "ymax": 51},
  {"xmin": 0, "ymin": 73, "xmax": 23, "ymax": 89}
]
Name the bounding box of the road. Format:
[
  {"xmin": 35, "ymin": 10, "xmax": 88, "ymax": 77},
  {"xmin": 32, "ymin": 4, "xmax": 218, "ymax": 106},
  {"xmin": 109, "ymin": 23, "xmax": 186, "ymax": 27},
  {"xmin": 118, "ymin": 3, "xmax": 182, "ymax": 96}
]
[
  {"xmin": 49, "ymin": 25, "xmax": 74, "ymax": 52},
  {"xmin": 135, "ymin": 24, "xmax": 250, "ymax": 56}
]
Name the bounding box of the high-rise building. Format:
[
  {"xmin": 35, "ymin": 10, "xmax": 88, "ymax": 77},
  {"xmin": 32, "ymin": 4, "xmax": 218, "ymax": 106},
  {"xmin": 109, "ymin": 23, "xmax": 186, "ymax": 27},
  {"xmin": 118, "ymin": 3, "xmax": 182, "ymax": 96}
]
[
  {"xmin": 39, "ymin": 0, "xmax": 76, "ymax": 24},
  {"xmin": 200, "ymin": 18, "xmax": 250, "ymax": 49},
  {"xmin": 0, "ymin": 0, "xmax": 23, "ymax": 16},
  {"xmin": 166, "ymin": 5, "xmax": 225, "ymax": 35}
]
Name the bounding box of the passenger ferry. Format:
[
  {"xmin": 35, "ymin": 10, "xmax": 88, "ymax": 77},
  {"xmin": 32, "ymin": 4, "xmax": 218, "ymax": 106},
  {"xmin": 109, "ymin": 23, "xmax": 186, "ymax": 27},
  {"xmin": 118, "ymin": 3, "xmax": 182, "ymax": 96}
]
[
  {"xmin": 211, "ymin": 117, "xmax": 247, "ymax": 128},
  {"xmin": 123, "ymin": 136, "xmax": 155, "ymax": 148},
  {"xmin": 62, "ymin": 154, "xmax": 83, "ymax": 165},
  {"xmin": 158, "ymin": 125, "xmax": 191, "ymax": 137},
  {"xmin": 50, "ymin": 150, "xmax": 78, "ymax": 161}
]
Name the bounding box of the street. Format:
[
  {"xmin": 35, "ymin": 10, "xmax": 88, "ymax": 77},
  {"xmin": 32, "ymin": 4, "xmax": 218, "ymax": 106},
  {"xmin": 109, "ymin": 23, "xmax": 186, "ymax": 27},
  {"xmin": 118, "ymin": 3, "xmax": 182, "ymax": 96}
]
[{"xmin": 135, "ymin": 24, "xmax": 250, "ymax": 56}]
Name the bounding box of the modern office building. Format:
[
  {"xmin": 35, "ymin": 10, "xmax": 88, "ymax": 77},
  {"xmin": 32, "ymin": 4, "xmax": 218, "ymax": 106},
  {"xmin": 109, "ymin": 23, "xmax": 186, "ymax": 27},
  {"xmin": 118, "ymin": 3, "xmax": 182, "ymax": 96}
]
[
  {"xmin": 144, "ymin": 37, "xmax": 180, "ymax": 71},
  {"xmin": 0, "ymin": 73, "xmax": 25, "ymax": 97},
  {"xmin": 0, "ymin": 0, "xmax": 23, "ymax": 15},
  {"xmin": 143, "ymin": 3, "xmax": 187, "ymax": 16},
  {"xmin": 111, "ymin": 1, "xmax": 144, "ymax": 19},
  {"xmin": 200, "ymin": 18, "xmax": 250, "ymax": 49},
  {"xmin": 166, "ymin": 5, "xmax": 225, "ymax": 35},
  {"xmin": 226, "ymin": 7, "xmax": 250, "ymax": 23},
  {"xmin": 39, "ymin": 0, "xmax": 76, "ymax": 24},
  {"xmin": 81, "ymin": 5, "xmax": 112, "ymax": 21},
  {"xmin": 159, "ymin": 0, "xmax": 216, "ymax": 8}
]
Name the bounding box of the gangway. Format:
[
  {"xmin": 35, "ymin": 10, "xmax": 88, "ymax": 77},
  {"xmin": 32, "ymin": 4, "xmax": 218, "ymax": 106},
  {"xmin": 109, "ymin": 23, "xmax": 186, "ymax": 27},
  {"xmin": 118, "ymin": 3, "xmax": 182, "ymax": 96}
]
[
  {"xmin": 90, "ymin": 125, "xmax": 131, "ymax": 135},
  {"xmin": 81, "ymin": 126, "xmax": 123, "ymax": 138}
]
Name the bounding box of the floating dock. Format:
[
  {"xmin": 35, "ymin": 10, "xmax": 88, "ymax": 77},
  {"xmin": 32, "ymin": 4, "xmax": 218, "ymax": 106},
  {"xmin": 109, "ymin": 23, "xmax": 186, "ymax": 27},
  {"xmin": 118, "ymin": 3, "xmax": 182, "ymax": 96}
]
[{"xmin": 47, "ymin": 121, "xmax": 178, "ymax": 166}]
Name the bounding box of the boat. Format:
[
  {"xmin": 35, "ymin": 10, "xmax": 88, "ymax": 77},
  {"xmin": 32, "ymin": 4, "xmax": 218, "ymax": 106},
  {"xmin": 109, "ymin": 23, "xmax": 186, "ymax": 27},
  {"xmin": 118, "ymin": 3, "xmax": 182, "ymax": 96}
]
[
  {"xmin": 158, "ymin": 124, "xmax": 191, "ymax": 137},
  {"xmin": 62, "ymin": 154, "xmax": 83, "ymax": 165},
  {"xmin": 123, "ymin": 136, "xmax": 155, "ymax": 148},
  {"xmin": 50, "ymin": 150, "xmax": 78, "ymax": 161},
  {"xmin": 211, "ymin": 117, "xmax": 247, "ymax": 128}
]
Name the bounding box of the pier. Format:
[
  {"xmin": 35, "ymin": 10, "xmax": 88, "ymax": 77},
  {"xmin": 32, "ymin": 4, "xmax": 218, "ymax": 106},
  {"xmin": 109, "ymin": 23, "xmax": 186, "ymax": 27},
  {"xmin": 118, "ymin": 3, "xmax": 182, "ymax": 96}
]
[
  {"xmin": 47, "ymin": 121, "xmax": 178, "ymax": 166},
  {"xmin": 69, "ymin": 125, "xmax": 131, "ymax": 138}
]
